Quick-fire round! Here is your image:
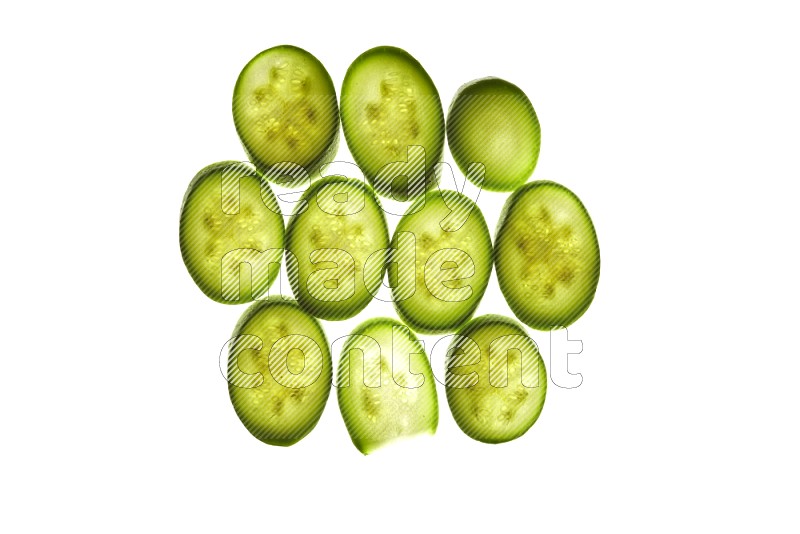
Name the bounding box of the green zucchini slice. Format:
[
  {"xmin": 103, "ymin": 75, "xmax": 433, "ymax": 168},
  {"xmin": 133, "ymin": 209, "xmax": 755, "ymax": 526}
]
[
  {"xmin": 179, "ymin": 161, "xmax": 284, "ymax": 304},
  {"xmin": 340, "ymin": 46, "xmax": 444, "ymax": 200},
  {"xmin": 228, "ymin": 298, "xmax": 331, "ymax": 446},
  {"xmin": 446, "ymin": 315, "xmax": 547, "ymax": 444},
  {"xmin": 337, "ymin": 317, "xmax": 438, "ymax": 454},
  {"xmin": 285, "ymin": 176, "xmax": 389, "ymax": 320},
  {"xmin": 494, "ymin": 181, "xmax": 600, "ymax": 330},
  {"xmin": 233, "ymin": 45, "xmax": 339, "ymax": 183},
  {"xmin": 447, "ymin": 77, "xmax": 541, "ymax": 191},
  {"xmin": 391, "ymin": 189, "xmax": 492, "ymax": 333}
]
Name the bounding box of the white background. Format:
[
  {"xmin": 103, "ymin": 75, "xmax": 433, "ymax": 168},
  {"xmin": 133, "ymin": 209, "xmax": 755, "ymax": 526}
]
[{"xmin": 2, "ymin": 1, "xmax": 798, "ymax": 532}]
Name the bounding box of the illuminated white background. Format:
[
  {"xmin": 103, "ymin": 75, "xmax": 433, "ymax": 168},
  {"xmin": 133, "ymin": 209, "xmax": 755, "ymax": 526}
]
[{"xmin": 1, "ymin": 1, "xmax": 798, "ymax": 532}]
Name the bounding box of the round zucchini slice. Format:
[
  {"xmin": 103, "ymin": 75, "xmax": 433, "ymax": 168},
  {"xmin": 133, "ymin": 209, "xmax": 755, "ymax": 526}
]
[
  {"xmin": 285, "ymin": 176, "xmax": 390, "ymax": 320},
  {"xmin": 228, "ymin": 298, "xmax": 332, "ymax": 446},
  {"xmin": 232, "ymin": 45, "xmax": 339, "ymax": 183},
  {"xmin": 495, "ymin": 181, "xmax": 600, "ymax": 330},
  {"xmin": 340, "ymin": 46, "xmax": 444, "ymax": 200},
  {"xmin": 179, "ymin": 161, "xmax": 284, "ymax": 304},
  {"xmin": 337, "ymin": 317, "xmax": 438, "ymax": 454},
  {"xmin": 446, "ymin": 315, "xmax": 547, "ymax": 444},
  {"xmin": 447, "ymin": 77, "xmax": 541, "ymax": 191},
  {"xmin": 391, "ymin": 189, "xmax": 492, "ymax": 334}
]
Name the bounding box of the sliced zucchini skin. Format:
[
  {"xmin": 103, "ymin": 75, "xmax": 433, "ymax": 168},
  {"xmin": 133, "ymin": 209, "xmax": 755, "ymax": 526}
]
[
  {"xmin": 445, "ymin": 315, "xmax": 547, "ymax": 444},
  {"xmin": 285, "ymin": 176, "xmax": 390, "ymax": 321},
  {"xmin": 228, "ymin": 298, "xmax": 332, "ymax": 446},
  {"xmin": 494, "ymin": 181, "xmax": 600, "ymax": 330},
  {"xmin": 340, "ymin": 46, "xmax": 444, "ymax": 199},
  {"xmin": 337, "ymin": 317, "xmax": 438, "ymax": 454},
  {"xmin": 179, "ymin": 161, "xmax": 284, "ymax": 304},
  {"xmin": 446, "ymin": 77, "xmax": 541, "ymax": 192},
  {"xmin": 232, "ymin": 45, "xmax": 339, "ymax": 182},
  {"xmin": 392, "ymin": 189, "xmax": 493, "ymax": 334}
]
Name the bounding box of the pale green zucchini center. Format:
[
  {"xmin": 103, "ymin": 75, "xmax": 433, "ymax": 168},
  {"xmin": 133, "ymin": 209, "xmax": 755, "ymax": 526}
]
[
  {"xmin": 508, "ymin": 205, "xmax": 580, "ymax": 301},
  {"xmin": 362, "ymin": 73, "xmax": 422, "ymax": 161}
]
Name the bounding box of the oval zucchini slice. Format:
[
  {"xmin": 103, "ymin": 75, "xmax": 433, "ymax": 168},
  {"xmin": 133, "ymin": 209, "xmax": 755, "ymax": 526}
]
[
  {"xmin": 337, "ymin": 317, "xmax": 438, "ymax": 454},
  {"xmin": 495, "ymin": 181, "xmax": 600, "ymax": 330},
  {"xmin": 228, "ymin": 298, "xmax": 332, "ymax": 446},
  {"xmin": 179, "ymin": 161, "xmax": 284, "ymax": 304},
  {"xmin": 446, "ymin": 77, "xmax": 541, "ymax": 192},
  {"xmin": 391, "ymin": 189, "xmax": 492, "ymax": 333},
  {"xmin": 285, "ymin": 176, "xmax": 390, "ymax": 320},
  {"xmin": 340, "ymin": 46, "xmax": 444, "ymax": 199},
  {"xmin": 233, "ymin": 45, "xmax": 339, "ymax": 182},
  {"xmin": 446, "ymin": 315, "xmax": 547, "ymax": 444}
]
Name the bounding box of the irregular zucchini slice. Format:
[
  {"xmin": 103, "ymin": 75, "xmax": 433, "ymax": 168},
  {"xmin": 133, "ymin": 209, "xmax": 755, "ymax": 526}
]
[
  {"xmin": 447, "ymin": 77, "xmax": 541, "ymax": 191},
  {"xmin": 337, "ymin": 317, "xmax": 438, "ymax": 454},
  {"xmin": 179, "ymin": 161, "xmax": 284, "ymax": 304},
  {"xmin": 233, "ymin": 45, "xmax": 339, "ymax": 182},
  {"xmin": 391, "ymin": 189, "xmax": 492, "ymax": 333},
  {"xmin": 228, "ymin": 298, "xmax": 331, "ymax": 446},
  {"xmin": 285, "ymin": 176, "xmax": 389, "ymax": 320},
  {"xmin": 446, "ymin": 315, "xmax": 547, "ymax": 444},
  {"xmin": 340, "ymin": 46, "xmax": 444, "ymax": 199},
  {"xmin": 494, "ymin": 181, "xmax": 600, "ymax": 330}
]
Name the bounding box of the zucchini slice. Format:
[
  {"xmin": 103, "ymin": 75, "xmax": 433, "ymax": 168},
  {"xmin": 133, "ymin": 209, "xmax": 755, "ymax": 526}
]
[
  {"xmin": 447, "ymin": 77, "xmax": 541, "ymax": 191},
  {"xmin": 179, "ymin": 161, "xmax": 284, "ymax": 303},
  {"xmin": 233, "ymin": 45, "xmax": 339, "ymax": 183},
  {"xmin": 391, "ymin": 189, "xmax": 492, "ymax": 333},
  {"xmin": 446, "ymin": 315, "xmax": 547, "ymax": 444},
  {"xmin": 285, "ymin": 176, "xmax": 389, "ymax": 320},
  {"xmin": 494, "ymin": 181, "xmax": 600, "ymax": 330},
  {"xmin": 337, "ymin": 318, "xmax": 438, "ymax": 454},
  {"xmin": 228, "ymin": 298, "xmax": 331, "ymax": 446},
  {"xmin": 340, "ymin": 46, "xmax": 444, "ymax": 199}
]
